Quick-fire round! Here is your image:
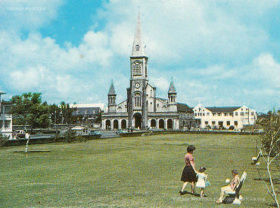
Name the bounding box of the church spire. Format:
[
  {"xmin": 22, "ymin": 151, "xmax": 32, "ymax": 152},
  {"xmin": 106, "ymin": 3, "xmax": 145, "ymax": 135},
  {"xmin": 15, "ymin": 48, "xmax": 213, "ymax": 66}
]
[
  {"xmin": 108, "ymin": 80, "xmax": 116, "ymax": 95},
  {"xmin": 131, "ymin": 12, "xmax": 145, "ymax": 57},
  {"xmin": 168, "ymin": 78, "xmax": 176, "ymax": 94}
]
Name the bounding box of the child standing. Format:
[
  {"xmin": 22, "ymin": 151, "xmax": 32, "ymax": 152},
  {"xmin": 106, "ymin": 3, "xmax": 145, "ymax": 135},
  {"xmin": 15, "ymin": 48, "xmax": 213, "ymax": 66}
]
[{"xmin": 196, "ymin": 167, "xmax": 208, "ymax": 197}]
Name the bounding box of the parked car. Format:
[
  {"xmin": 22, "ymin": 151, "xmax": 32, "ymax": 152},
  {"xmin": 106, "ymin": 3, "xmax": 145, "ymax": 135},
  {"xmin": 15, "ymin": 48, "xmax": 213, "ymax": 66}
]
[
  {"xmin": 13, "ymin": 130, "xmax": 26, "ymax": 138},
  {"xmin": 89, "ymin": 130, "xmax": 102, "ymax": 136}
]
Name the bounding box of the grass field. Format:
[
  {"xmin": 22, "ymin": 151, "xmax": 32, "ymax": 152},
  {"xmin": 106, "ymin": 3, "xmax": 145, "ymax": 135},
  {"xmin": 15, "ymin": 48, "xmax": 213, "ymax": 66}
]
[{"xmin": 0, "ymin": 133, "xmax": 279, "ymax": 207}]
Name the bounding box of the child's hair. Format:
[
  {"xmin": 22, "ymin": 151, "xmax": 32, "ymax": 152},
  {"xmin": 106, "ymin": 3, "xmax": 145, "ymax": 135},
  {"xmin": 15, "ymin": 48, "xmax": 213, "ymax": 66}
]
[
  {"xmin": 199, "ymin": 167, "xmax": 206, "ymax": 173},
  {"xmin": 231, "ymin": 169, "xmax": 238, "ymax": 174}
]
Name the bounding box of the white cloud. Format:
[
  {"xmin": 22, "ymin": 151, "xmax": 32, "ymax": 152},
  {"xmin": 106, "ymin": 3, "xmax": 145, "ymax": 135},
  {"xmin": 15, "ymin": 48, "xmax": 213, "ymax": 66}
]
[
  {"xmin": 96, "ymin": 0, "xmax": 270, "ymax": 66},
  {"xmin": 252, "ymin": 53, "xmax": 280, "ymax": 87},
  {"xmin": 0, "ymin": 0, "xmax": 64, "ymax": 31},
  {"xmin": 150, "ymin": 77, "xmax": 170, "ymax": 92}
]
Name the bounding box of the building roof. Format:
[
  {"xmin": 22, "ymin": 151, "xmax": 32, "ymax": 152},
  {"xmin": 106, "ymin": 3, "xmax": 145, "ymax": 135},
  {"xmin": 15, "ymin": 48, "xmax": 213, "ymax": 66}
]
[
  {"xmin": 108, "ymin": 82, "xmax": 116, "ymax": 95},
  {"xmin": 131, "ymin": 12, "xmax": 146, "ymax": 57},
  {"xmin": 168, "ymin": 81, "xmax": 176, "ymax": 94},
  {"xmin": 70, "ymin": 103, "xmax": 105, "ymax": 110},
  {"xmin": 205, "ymin": 106, "xmax": 241, "ymax": 113},
  {"xmin": 177, "ymin": 103, "xmax": 193, "ymax": 113},
  {"xmin": 157, "ymin": 97, "xmax": 168, "ymax": 103},
  {"xmin": 157, "ymin": 98, "xmax": 192, "ymax": 113}
]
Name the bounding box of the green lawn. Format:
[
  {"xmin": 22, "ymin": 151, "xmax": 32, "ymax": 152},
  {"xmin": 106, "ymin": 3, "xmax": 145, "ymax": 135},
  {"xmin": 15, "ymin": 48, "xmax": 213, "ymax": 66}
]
[{"xmin": 0, "ymin": 134, "xmax": 278, "ymax": 207}]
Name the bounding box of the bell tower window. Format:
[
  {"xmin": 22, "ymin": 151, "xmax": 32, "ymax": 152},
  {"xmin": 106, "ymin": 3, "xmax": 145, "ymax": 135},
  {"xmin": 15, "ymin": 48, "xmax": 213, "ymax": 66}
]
[
  {"xmin": 132, "ymin": 61, "xmax": 142, "ymax": 75},
  {"xmin": 136, "ymin": 45, "xmax": 140, "ymax": 51}
]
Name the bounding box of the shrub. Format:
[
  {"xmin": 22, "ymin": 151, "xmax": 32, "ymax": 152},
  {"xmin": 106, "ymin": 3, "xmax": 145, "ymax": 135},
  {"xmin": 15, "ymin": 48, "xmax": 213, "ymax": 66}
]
[
  {"xmin": 213, "ymin": 126, "xmax": 219, "ymax": 130},
  {"xmin": 62, "ymin": 129, "xmax": 87, "ymax": 143},
  {"xmin": 0, "ymin": 134, "xmax": 9, "ymax": 146},
  {"xmin": 63, "ymin": 129, "xmax": 77, "ymax": 143},
  {"xmin": 76, "ymin": 135, "xmax": 87, "ymax": 142},
  {"xmin": 229, "ymin": 126, "xmax": 235, "ymax": 130}
]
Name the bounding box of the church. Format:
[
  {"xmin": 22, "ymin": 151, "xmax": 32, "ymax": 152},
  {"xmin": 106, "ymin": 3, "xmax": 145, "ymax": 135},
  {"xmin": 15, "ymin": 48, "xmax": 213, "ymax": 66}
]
[{"xmin": 101, "ymin": 15, "xmax": 194, "ymax": 130}]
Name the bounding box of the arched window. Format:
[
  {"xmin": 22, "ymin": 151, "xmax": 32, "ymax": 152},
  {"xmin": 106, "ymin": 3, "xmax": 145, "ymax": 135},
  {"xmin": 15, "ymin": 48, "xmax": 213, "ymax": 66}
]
[
  {"xmin": 136, "ymin": 45, "xmax": 140, "ymax": 51},
  {"xmin": 135, "ymin": 93, "xmax": 141, "ymax": 107}
]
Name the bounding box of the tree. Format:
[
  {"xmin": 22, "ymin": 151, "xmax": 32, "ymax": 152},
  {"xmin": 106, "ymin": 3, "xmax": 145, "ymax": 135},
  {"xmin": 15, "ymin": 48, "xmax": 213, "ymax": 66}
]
[
  {"xmin": 255, "ymin": 110, "xmax": 280, "ymax": 207},
  {"xmin": 11, "ymin": 93, "xmax": 50, "ymax": 131},
  {"xmin": 60, "ymin": 101, "xmax": 76, "ymax": 124},
  {"xmin": 49, "ymin": 104, "xmax": 62, "ymax": 124},
  {"xmin": 95, "ymin": 112, "xmax": 102, "ymax": 124}
]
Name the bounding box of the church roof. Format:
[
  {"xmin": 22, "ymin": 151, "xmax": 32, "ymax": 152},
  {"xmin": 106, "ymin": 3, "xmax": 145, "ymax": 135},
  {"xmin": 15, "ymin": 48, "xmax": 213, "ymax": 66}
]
[
  {"xmin": 157, "ymin": 97, "xmax": 168, "ymax": 103},
  {"xmin": 131, "ymin": 13, "xmax": 146, "ymax": 57},
  {"xmin": 108, "ymin": 82, "xmax": 116, "ymax": 95},
  {"xmin": 205, "ymin": 106, "xmax": 241, "ymax": 113},
  {"xmin": 157, "ymin": 98, "xmax": 192, "ymax": 113},
  {"xmin": 177, "ymin": 103, "xmax": 193, "ymax": 113},
  {"xmin": 168, "ymin": 81, "xmax": 176, "ymax": 93}
]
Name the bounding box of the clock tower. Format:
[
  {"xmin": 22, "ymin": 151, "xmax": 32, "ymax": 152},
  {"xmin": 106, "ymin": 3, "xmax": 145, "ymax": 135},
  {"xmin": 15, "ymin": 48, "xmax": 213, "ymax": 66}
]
[{"xmin": 127, "ymin": 13, "xmax": 148, "ymax": 130}]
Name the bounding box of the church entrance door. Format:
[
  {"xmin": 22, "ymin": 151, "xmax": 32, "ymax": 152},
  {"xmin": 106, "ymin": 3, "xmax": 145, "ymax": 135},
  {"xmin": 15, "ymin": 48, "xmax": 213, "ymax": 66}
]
[
  {"xmin": 151, "ymin": 119, "xmax": 156, "ymax": 128},
  {"xmin": 114, "ymin": 120, "xmax": 119, "ymax": 129},
  {"xmin": 106, "ymin": 120, "xmax": 111, "ymax": 130},
  {"xmin": 134, "ymin": 113, "xmax": 142, "ymax": 129},
  {"xmin": 121, "ymin": 120, "xmax": 127, "ymax": 129},
  {"xmin": 167, "ymin": 119, "xmax": 173, "ymax": 129},
  {"xmin": 159, "ymin": 119, "xmax": 164, "ymax": 129}
]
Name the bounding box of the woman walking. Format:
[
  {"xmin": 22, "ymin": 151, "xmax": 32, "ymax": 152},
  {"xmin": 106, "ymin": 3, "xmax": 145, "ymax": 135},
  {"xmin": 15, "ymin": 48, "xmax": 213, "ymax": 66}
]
[{"xmin": 180, "ymin": 145, "xmax": 198, "ymax": 194}]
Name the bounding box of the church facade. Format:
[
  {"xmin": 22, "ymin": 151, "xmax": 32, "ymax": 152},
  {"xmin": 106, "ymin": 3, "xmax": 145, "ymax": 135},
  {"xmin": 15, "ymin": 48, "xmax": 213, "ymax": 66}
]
[{"xmin": 101, "ymin": 15, "xmax": 194, "ymax": 130}]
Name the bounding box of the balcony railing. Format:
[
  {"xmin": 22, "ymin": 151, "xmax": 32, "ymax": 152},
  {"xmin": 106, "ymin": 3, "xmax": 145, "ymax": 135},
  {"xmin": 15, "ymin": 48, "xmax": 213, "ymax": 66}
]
[{"xmin": 0, "ymin": 128, "xmax": 13, "ymax": 132}]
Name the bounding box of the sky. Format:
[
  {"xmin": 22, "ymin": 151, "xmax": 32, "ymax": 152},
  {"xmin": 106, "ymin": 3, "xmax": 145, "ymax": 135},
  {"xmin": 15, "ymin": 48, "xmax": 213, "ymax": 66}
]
[{"xmin": 0, "ymin": 0, "xmax": 280, "ymax": 113}]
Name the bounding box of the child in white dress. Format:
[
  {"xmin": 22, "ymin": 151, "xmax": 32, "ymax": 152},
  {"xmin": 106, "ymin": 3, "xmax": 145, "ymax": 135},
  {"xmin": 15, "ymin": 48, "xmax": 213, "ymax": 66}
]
[{"xmin": 196, "ymin": 167, "xmax": 208, "ymax": 197}]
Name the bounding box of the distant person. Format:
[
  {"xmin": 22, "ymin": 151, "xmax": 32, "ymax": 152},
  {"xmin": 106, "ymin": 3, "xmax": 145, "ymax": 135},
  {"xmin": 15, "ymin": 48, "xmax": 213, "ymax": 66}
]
[
  {"xmin": 25, "ymin": 132, "xmax": 30, "ymax": 153},
  {"xmin": 180, "ymin": 145, "xmax": 198, "ymax": 194},
  {"xmin": 25, "ymin": 132, "xmax": 30, "ymax": 140},
  {"xmin": 216, "ymin": 169, "xmax": 240, "ymax": 204},
  {"xmin": 196, "ymin": 167, "xmax": 209, "ymax": 197}
]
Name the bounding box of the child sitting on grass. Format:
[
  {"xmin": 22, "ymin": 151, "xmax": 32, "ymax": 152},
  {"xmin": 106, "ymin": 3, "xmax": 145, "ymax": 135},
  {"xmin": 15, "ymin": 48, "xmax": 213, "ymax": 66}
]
[{"xmin": 196, "ymin": 167, "xmax": 209, "ymax": 197}]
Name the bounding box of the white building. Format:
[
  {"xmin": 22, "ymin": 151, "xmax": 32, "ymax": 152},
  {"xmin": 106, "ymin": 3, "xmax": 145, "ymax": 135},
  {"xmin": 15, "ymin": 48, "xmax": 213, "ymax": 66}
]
[
  {"xmin": 101, "ymin": 15, "xmax": 194, "ymax": 130},
  {"xmin": 193, "ymin": 104, "xmax": 257, "ymax": 130},
  {"xmin": 0, "ymin": 92, "xmax": 13, "ymax": 139}
]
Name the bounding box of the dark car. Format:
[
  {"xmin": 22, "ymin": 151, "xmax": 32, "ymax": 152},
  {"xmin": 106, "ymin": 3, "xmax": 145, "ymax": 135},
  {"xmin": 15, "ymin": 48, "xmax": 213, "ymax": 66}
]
[{"xmin": 13, "ymin": 130, "xmax": 26, "ymax": 139}]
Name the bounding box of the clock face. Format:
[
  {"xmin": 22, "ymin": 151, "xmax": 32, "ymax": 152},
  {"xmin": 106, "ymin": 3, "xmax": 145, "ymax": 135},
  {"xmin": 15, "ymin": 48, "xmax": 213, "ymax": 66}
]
[{"xmin": 135, "ymin": 83, "xmax": 140, "ymax": 89}]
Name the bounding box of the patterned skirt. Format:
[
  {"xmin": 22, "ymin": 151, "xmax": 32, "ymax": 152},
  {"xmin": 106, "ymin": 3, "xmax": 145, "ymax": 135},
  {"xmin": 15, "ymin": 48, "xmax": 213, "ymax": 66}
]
[{"xmin": 181, "ymin": 165, "xmax": 197, "ymax": 182}]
